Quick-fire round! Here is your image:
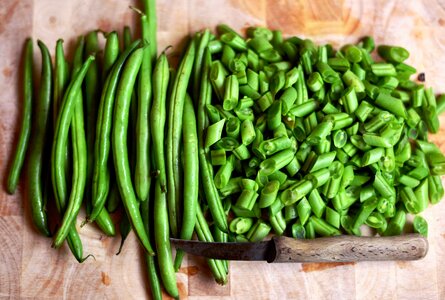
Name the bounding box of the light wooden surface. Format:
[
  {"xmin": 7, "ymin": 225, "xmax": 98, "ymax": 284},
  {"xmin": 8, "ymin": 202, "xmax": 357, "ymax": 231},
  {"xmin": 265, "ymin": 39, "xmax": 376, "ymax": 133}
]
[{"xmin": 1, "ymin": 0, "xmax": 445, "ymax": 299}]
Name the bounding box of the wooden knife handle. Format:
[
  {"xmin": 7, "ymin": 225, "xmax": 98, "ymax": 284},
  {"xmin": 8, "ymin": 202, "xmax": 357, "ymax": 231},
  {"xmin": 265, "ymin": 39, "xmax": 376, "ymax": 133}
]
[{"xmin": 270, "ymin": 234, "xmax": 428, "ymax": 263}]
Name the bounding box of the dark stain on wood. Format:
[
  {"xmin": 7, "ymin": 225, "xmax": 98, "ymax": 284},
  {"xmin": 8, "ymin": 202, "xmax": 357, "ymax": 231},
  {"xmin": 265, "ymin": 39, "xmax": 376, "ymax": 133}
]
[
  {"xmin": 101, "ymin": 272, "xmax": 111, "ymax": 286},
  {"xmin": 178, "ymin": 265, "xmax": 199, "ymax": 276},
  {"xmin": 301, "ymin": 261, "xmax": 355, "ymax": 272},
  {"xmin": 49, "ymin": 16, "xmax": 57, "ymax": 26},
  {"xmin": 3, "ymin": 67, "xmax": 12, "ymax": 78},
  {"xmin": 396, "ymin": 261, "xmax": 411, "ymax": 269}
]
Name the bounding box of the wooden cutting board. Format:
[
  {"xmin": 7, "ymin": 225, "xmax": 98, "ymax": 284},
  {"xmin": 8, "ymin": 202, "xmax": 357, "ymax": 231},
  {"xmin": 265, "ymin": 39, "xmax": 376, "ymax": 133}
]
[{"xmin": 1, "ymin": 0, "xmax": 445, "ymax": 299}]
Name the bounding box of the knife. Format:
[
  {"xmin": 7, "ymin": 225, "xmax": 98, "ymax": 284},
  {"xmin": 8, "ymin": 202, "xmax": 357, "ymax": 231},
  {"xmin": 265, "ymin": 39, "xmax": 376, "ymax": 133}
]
[{"xmin": 171, "ymin": 234, "xmax": 428, "ymax": 263}]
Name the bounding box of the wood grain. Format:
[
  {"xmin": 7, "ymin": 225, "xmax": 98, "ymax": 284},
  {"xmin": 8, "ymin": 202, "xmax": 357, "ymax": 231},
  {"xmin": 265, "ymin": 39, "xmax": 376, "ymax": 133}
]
[{"xmin": 1, "ymin": 0, "xmax": 445, "ymax": 299}]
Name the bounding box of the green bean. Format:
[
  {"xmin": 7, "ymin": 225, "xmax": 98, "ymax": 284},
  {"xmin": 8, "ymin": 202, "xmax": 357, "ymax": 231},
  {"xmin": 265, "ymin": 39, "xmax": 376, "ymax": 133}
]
[
  {"xmin": 413, "ymin": 215, "xmax": 428, "ymax": 237},
  {"xmin": 259, "ymin": 180, "xmax": 280, "ymax": 208},
  {"xmin": 25, "ymin": 40, "xmax": 51, "ymax": 236},
  {"xmin": 195, "ymin": 205, "xmax": 227, "ymax": 284},
  {"xmin": 139, "ymin": 199, "xmax": 162, "ymax": 300},
  {"xmin": 270, "ymin": 210, "xmax": 286, "ymax": 235},
  {"xmin": 342, "ymin": 87, "xmax": 358, "ymax": 114},
  {"xmin": 230, "ymin": 217, "xmax": 254, "ymax": 234},
  {"xmin": 342, "ymin": 44, "xmax": 362, "ymax": 63},
  {"xmin": 7, "ymin": 38, "xmax": 33, "ymax": 194},
  {"xmin": 374, "ymin": 92, "xmax": 407, "ymax": 119},
  {"xmin": 193, "ymin": 30, "xmax": 211, "ymax": 100},
  {"xmin": 52, "ymin": 38, "xmax": 89, "ymax": 248},
  {"xmin": 174, "ymin": 95, "xmax": 199, "ymax": 270},
  {"xmin": 297, "ymin": 197, "xmax": 311, "ymax": 225},
  {"xmin": 135, "ymin": 15, "xmax": 153, "ymax": 203},
  {"xmin": 361, "ymin": 36, "xmax": 375, "ymax": 52},
  {"xmin": 371, "ymin": 63, "xmax": 397, "ymax": 77},
  {"xmin": 308, "ymin": 151, "xmax": 337, "ymax": 173},
  {"xmin": 166, "ymin": 40, "xmax": 196, "ymax": 237},
  {"xmin": 247, "ymin": 220, "xmax": 272, "ymax": 242},
  {"xmin": 90, "ymin": 40, "xmax": 141, "ymax": 221},
  {"xmin": 289, "ymin": 100, "xmax": 318, "ymax": 118},
  {"xmin": 277, "ymin": 89, "xmax": 295, "ymax": 116},
  {"xmin": 377, "ymin": 45, "xmax": 409, "ymax": 63},
  {"xmin": 362, "ymin": 147, "xmax": 385, "ymax": 166},
  {"xmin": 325, "ymin": 206, "xmax": 340, "ymax": 228},
  {"xmin": 306, "ymin": 121, "xmax": 333, "ymax": 145},
  {"xmin": 428, "ymin": 175, "xmax": 444, "ymax": 204},
  {"xmin": 281, "ymin": 180, "xmax": 313, "ymax": 206},
  {"xmin": 308, "ymin": 189, "xmax": 325, "ymax": 218},
  {"xmin": 111, "ymin": 48, "xmax": 154, "ymax": 254},
  {"xmin": 307, "ymin": 72, "xmax": 323, "ymax": 92},
  {"xmin": 352, "ymin": 63, "xmax": 366, "ymax": 80},
  {"xmin": 437, "ymin": 94, "xmax": 445, "ymax": 115},
  {"xmin": 235, "ymin": 189, "xmax": 259, "ymax": 211},
  {"xmin": 140, "ymin": 0, "xmax": 157, "ymax": 64},
  {"xmin": 84, "ymin": 31, "xmax": 101, "ymax": 208},
  {"xmin": 223, "ymin": 75, "xmax": 239, "ymax": 110},
  {"xmin": 260, "ymin": 149, "xmax": 295, "ymax": 175},
  {"xmin": 221, "ymin": 44, "xmax": 236, "ymax": 69},
  {"xmin": 310, "ymin": 216, "xmax": 341, "ymax": 236},
  {"xmin": 152, "ymin": 179, "xmax": 178, "ymax": 297},
  {"xmin": 384, "ymin": 209, "xmax": 406, "ymax": 236},
  {"xmin": 327, "ymin": 57, "xmax": 350, "ymax": 72},
  {"xmin": 102, "ymin": 31, "xmax": 119, "ymax": 78},
  {"xmin": 342, "ymin": 70, "xmax": 365, "ymax": 94},
  {"xmin": 210, "ymin": 149, "xmax": 226, "ymax": 165},
  {"xmin": 150, "ymin": 52, "xmax": 169, "ymax": 192}
]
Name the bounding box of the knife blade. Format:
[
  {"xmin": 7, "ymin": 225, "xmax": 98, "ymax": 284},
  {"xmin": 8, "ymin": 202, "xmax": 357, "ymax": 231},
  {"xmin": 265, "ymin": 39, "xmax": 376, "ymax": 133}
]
[{"xmin": 171, "ymin": 234, "xmax": 428, "ymax": 263}]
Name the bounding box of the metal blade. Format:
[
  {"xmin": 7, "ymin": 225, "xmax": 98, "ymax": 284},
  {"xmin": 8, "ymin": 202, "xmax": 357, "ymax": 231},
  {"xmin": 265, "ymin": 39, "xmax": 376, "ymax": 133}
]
[{"xmin": 170, "ymin": 238, "xmax": 274, "ymax": 261}]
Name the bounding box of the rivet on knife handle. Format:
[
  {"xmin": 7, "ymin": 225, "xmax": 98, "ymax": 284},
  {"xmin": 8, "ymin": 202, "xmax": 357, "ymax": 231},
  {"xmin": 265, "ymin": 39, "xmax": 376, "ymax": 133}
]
[{"xmin": 269, "ymin": 234, "xmax": 428, "ymax": 263}]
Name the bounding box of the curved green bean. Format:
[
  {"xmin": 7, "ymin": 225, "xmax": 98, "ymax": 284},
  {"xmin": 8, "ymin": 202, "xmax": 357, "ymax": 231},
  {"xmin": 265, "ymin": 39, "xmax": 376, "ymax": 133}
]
[
  {"xmin": 166, "ymin": 39, "xmax": 195, "ymax": 237},
  {"xmin": 150, "ymin": 52, "xmax": 169, "ymax": 191},
  {"xmin": 174, "ymin": 94, "xmax": 199, "ymax": 270},
  {"xmin": 26, "ymin": 40, "xmax": 51, "ymax": 236},
  {"xmin": 7, "ymin": 38, "xmax": 33, "ymax": 194},
  {"xmin": 90, "ymin": 39, "xmax": 141, "ymax": 222},
  {"xmin": 135, "ymin": 15, "xmax": 152, "ymax": 202},
  {"xmin": 111, "ymin": 48, "xmax": 154, "ymax": 255},
  {"xmin": 52, "ymin": 38, "xmax": 90, "ymax": 248}
]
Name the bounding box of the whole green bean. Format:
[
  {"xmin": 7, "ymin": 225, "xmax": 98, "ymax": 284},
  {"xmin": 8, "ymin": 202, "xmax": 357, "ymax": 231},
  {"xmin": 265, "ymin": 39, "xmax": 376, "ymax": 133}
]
[
  {"xmin": 7, "ymin": 38, "xmax": 33, "ymax": 194},
  {"xmin": 111, "ymin": 48, "xmax": 154, "ymax": 255},
  {"xmin": 52, "ymin": 38, "xmax": 89, "ymax": 248},
  {"xmin": 150, "ymin": 52, "xmax": 169, "ymax": 191},
  {"xmin": 25, "ymin": 40, "xmax": 51, "ymax": 236},
  {"xmin": 166, "ymin": 40, "xmax": 196, "ymax": 236},
  {"xmin": 90, "ymin": 40, "xmax": 141, "ymax": 222},
  {"xmin": 174, "ymin": 95, "xmax": 199, "ymax": 270},
  {"xmin": 135, "ymin": 15, "xmax": 153, "ymax": 202}
]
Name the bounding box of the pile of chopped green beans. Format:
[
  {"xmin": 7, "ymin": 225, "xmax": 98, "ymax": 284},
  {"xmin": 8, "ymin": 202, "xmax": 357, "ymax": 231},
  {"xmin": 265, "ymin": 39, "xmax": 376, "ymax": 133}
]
[
  {"xmin": 6, "ymin": 1, "xmax": 445, "ymax": 298},
  {"xmin": 200, "ymin": 26, "xmax": 445, "ymax": 244}
]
